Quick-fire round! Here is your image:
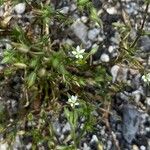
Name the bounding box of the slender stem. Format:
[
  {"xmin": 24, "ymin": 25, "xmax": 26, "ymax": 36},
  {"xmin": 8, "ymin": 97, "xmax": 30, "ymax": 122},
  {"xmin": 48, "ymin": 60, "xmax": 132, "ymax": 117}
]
[{"xmin": 72, "ymin": 109, "xmax": 77, "ymax": 150}]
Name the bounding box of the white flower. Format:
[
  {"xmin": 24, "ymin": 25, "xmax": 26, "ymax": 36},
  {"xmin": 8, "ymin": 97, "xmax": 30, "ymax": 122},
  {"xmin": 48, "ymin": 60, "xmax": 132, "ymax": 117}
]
[
  {"xmin": 68, "ymin": 95, "xmax": 79, "ymax": 108},
  {"xmin": 72, "ymin": 46, "xmax": 85, "ymax": 59},
  {"xmin": 142, "ymin": 73, "xmax": 150, "ymax": 83}
]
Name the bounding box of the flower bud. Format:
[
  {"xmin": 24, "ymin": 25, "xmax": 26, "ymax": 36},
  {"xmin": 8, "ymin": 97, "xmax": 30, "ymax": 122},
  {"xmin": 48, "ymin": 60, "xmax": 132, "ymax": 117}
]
[{"xmin": 38, "ymin": 68, "xmax": 46, "ymax": 77}]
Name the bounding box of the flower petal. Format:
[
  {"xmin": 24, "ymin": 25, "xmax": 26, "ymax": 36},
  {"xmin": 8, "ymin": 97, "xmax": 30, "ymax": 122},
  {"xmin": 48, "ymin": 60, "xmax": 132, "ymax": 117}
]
[
  {"xmin": 75, "ymin": 102, "xmax": 79, "ymax": 106},
  {"xmin": 70, "ymin": 103, "xmax": 74, "ymax": 108},
  {"xmin": 75, "ymin": 55, "xmax": 79, "ymax": 58},
  {"xmin": 76, "ymin": 46, "xmax": 80, "ymax": 52},
  {"xmin": 68, "ymin": 98, "xmax": 72, "ymax": 103},
  {"xmin": 80, "ymin": 49, "xmax": 85, "ymax": 53},
  {"xmin": 79, "ymin": 55, "xmax": 83, "ymax": 59},
  {"xmin": 72, "ymin": 51, "xmax": 77, "ymax": 55}
]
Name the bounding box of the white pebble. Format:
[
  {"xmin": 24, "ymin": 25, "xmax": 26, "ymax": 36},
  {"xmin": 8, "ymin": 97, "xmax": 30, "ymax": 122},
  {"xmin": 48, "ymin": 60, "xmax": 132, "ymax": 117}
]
[
  {"xmin": 0, "ymin": 142, "xmax": 8, "ymax": 150},
  {"xmin": 111, "ymin": 65, "xmax": 120, "ymax": 82},
  {"xmin": 90, "ymin": 135, "xmax": 99, "ymax": 143},
  {"xmin": 100, "ymin": 53, "xmax": 110, "ymax": 62},
  {"xmin": 140, "ymin": 145, "xmax": 146, "ymax": 150},
  {"xmin": 146, "ymin": 97, "xmax": 150, "ymax": 106},
  {"xmin": 0, "ymin": 7, "xmax": 4, "ymax": 17},
  {"xmin": 108, "ymin": 45, "xmax": 115, "ymax": 53},
  {"xmin": 106, "ymin": 7, "xmax": 117, "ymax": 14},
  {"xmin": 14, "ymin": 3, "xmax": 26, "ymax": 14},
  {"xmin": 81, "ymin": 16, "xmax": 88, "ymax": 23},
  {"xmin": 83, "ymin": 143, "xmax": 90, "ymax": 150}
]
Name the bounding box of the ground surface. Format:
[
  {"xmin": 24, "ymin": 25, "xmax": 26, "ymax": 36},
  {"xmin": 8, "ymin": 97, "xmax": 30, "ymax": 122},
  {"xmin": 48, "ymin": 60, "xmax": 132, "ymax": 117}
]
[{"xmin": 0, "ymin": 0, "xmax": 150, "ymax": 150}]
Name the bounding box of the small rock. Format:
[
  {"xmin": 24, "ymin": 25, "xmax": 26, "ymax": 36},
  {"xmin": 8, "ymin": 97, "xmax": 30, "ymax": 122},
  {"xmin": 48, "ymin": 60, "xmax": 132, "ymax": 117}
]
[
  {"xmin": 107, "ymin": 140, "xmax": 112, "ymax": 149},
  {"xmin": 90, "ymin": 135, "xmax": 99, "ymax": 143},
  {"xmin": 52, "ymin": 120, "xmax": 61, "ymax": 136},
  {"xmin": 108, "ymin": 45, "xmax": 115, "ymax": 53},
  {"xmin": 88, "ymin": 28, "xmax": 100, "ymax": 41},
  {"xmin": 71, "ymin": 19, "xmax": 88, "ymax": 44},
  {"xmin": 14, "ymin": 3, "xmax": 26, "ymax": 14},
  {"xmin": 62, "ymin": 38, "xmax": 74, "ymax": 45},
  {"xmin": 70, "ymin": 4, "xmax": 77, "ymax": 11},
  {"xmin": 62, "ymin": 122, "xmax": 71, "ymax": 134},
  {"xmin": 111, "ymin": 65, "xmax": 120, "ymax": 82},
  {"xmin": 0, "ymin": 142, "xmax": 8, "ymax": 150},
  {"xmin": 111, "ymin": 32, "xmax": 121, "ymax": 44},
  {"xmin": 83, "ymin": 143, "xmax": 90, "ymax": 150},
  {"xmin": 106, "ymin": 7, "xmax": 117, "ymax": 15},
  {"xmin": 12, "ymin": 135, "xmax": 23, "ymax": 149},
  {"xmin": 132, "ymin": 90, "xmax": 141, "ymax": 103},
  {"xmin": 0, "ymin": 7, "xmax": 4, "ymax": 17},
  {"xmin": 59, "ymin": 7, "xmax": 69, "ymax": 14},
  {"xmin": 117, "ymin": 67, "xmax": 128, "ymax": 82},
  {"xmin": 122, "ymin": 105, "xmax": 140, "ymax": 144},
  {"xmin": 139, "ymin": 36, "xmax": 150, "ymax": 52},
  {"xmin": 100, "ymin": 53, "xmax": 110, "ymax": 62},
  {"xmin": 81, "ymin": 16, "xmax": 88, "ymax": 23},
  {"xmin": 146, "ymin": 97, "xmax": 150, "ymax": 106},
  {"xmin": 92, "ymin": 0, "xmax": 102, "ymax": 9},
  {"xmin": 132, "ymin": 145, "xmax": 139, "ymax": 150},
  {"xmin": 26, "ymin": 143, "xmax": 32, "ymax": 150},
  {"xmin": 140, "ymin": 145, "xmax": 146, "ymax": 150}
]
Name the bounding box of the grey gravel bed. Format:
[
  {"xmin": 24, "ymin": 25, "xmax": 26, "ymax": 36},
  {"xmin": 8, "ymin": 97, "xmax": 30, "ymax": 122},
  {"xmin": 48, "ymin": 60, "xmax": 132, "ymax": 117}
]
[{"xmin": 0, "ymin": 0, "xmax": 150, "ymax": 150}]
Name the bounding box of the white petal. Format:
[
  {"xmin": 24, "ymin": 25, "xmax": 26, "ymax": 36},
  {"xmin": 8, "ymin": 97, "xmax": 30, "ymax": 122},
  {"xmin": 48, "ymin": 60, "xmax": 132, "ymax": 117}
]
[
  {"xmin": 75, "ymin": 55, "xmax": 79, "ymax": 58},
  {"xmin": 75, "ymin": 102, "xmax": 79, "ymax": 106},
  {"xmin": 79, "ymin": 55, "xmax": 83, "ymax": 59},
  {"xmin": 71, "ymin": 96, "xmax": 77, "ymax": 102},
  {"xmin": 76, "ymin": 46, "xmax": 80, "ymax": 52},
  {"xmin": 79, "ymin": 49, "xmax": 85, "ymax": 53},
  {"xmin": 68, "ymin": 98, "xmax": 72, "ymax": 103},
  {"xmin": 72, "ymin": 51, "xmax": 77, "ymax": 55},
  {"xmin": 70, "ymin": 103, "xmax": 74, "ymax": 107}
]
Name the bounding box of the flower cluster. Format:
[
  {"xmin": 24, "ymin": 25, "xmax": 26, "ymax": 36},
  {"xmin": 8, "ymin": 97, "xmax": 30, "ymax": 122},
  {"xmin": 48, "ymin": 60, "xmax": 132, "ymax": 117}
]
[
  {"xmin": 67, "ymin": 95, "xmax": 79, "ymax": 108},
  {"xmin": 72, "ymin": 46, "xmax": 85, "ymax": 59},
  {"xmin": 142, "ymin": 73, "xmax": 150, "ymax": 84}
]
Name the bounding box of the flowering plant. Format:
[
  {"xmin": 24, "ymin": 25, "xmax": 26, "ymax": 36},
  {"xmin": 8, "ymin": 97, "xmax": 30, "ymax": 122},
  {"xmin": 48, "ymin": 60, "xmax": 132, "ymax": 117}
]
[{"xmin": 72, "ymin": 46, "xmax": 85, "ymax": 59}]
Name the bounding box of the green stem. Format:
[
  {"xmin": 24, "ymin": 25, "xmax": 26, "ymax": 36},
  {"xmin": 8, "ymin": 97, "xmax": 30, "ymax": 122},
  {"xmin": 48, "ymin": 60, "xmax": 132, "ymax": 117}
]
[{"xmin": 72, "ymin": 109, "xmax": 77, "ymax": 150}]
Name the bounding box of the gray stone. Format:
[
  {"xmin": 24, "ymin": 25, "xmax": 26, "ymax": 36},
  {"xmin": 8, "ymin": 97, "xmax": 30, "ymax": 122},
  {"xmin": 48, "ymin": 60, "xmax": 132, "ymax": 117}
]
[
  {"xmin": 139, "ymin": 36, "xmax": 150, "ymax": 52},
  {"xmin": 88, "ymin": 28, "xmax": 100, "ymax": 41},
  {"xmin": 52, "ymin": 120, "xmax": 61, "ymax": 136},
  {"xmin": 59, "ymin": 7, "xmax": 69, "ymax": 14},
  {"xmin": 0, "ymin": 6, "xmax": 4, "ymax": 17},
  {"xmin": 122, "ymin": 105, "xmax": 140, "ymax": 144},
  {"xmin": 71, "ymin": 19, "xmax": 88, "ymax": 44},
  {"xmin": 62, "ymin": 122, "xmax": 71, "ymax": 134}
]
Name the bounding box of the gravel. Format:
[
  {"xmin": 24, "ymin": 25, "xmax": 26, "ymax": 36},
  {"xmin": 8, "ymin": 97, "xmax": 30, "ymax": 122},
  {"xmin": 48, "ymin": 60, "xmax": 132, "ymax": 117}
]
[
  {"xmin": 0, "ymin": 0, "xmax": 150, "ymax": 149},
  {"xmin": 122, "ymin": 105, "xmax": 140, "ymax": 144},
  {"xmin": 14, "ymin": 3, "xmax": 26, "ymax": 14}
]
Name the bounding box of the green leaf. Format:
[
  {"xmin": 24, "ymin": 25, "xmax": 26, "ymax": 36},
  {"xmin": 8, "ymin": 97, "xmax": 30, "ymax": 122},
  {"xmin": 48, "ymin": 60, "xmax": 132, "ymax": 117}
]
[
  {"xmin": 77, "ymin": 0, "xmax": 90, "ymax": 5},
  {"xmin": 27, "ymin": 72, "xmax": 36, "ymax": 87},
  {"xmin": 14, "ymin": 63, "xmax": 27, "ymax": 69}
]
